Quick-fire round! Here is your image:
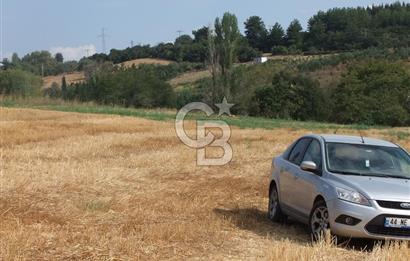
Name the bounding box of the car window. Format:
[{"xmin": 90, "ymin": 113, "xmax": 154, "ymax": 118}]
[
  {"xmin": 288, "ymin": 138, "xmax": 311, "ymax": 165},
  {"xmin": 302, "ymin": 140, "xmax": 322, "ymax": 169},
  {"xmin": 326, "ymin": 143, "xmax": 410, "ymax": 178}
]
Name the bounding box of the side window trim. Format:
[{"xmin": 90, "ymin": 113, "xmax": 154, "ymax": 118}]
[
  {"xmin": 298, "ymin": 139, "xmax": 313, "ymax": 166},
  {"xmin": 287, "ymin": 138, "xmax": 312, "ymax": 165},
  {"xmin": 302, "ymin": 138, "xmax": 323, "ymax": 170},
  {"xmin": 286, "ymin": 141, "xmax": 299, "ymax": 161}
]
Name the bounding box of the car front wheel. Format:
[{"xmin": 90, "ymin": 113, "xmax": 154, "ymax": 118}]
[
  {"xmin": 309, "ymin": 200, "xmax": 330, "ymax": 241},
  {"xmin": 268, "ymin": 185, "xmax": 286, "ymax": 222}
]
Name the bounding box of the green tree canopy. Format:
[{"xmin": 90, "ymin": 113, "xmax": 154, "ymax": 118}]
[
  {"xmin": 268, "ymin": 23, "xmax": 285, "ymax": 49},
  {"xmin": 286, "ymin": 19, "xmax": 304, "ymax": 50},
  {"xmin": 332, "ymin": 60, "xmax": 410, "ymax": 126},
  {"xmin": 192, "ymin": 26, "xmax": 209, "ymax": 43},
  {"xmin": 214, "ymin": 12, "xmax": 240, "ymax": 97},
  {"xmin": 244, "ymin": 16, "xmax": 268, "ymax": 52},
  {"xmin": 55, "ymin": 53, "xmax": 64, "ymax": 63}
]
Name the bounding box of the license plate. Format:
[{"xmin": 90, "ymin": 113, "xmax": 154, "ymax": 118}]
[{"xmin": 384, "ymin": 217, "xmax": 410, "ymax": 229}]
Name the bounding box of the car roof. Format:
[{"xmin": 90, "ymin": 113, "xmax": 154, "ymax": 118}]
[{"xmin": 306, "ymin": 134, "xmax": 398, "ymax": 148}]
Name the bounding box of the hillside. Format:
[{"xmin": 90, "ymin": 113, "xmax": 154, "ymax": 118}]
[
  {"xmin": 118, "ymin": 58, "xmax": 173, "ymax": 68},
  {"xmin": 42, "ymin": 71, "xmax": 85, "ymax": 89},
  {"xmin": 41, "ymin": 58, "xmax": 174, "ymax": 89}
]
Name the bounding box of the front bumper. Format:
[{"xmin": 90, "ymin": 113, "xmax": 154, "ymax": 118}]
[{"xmin": 327, "ymin": 199, "xmax": 410, "ymax": 241}]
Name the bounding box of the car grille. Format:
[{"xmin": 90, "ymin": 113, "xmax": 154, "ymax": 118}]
[
  {"xmin": 377, "ymin": 200, "xmax": 410, "ymax": 210},
  {"xmin": 365, "ymin": 215, "xmax": 410, "ymax": 237}
]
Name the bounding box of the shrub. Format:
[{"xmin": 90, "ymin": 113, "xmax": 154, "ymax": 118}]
[
  {"xmin": 68, "ymin": 65, "xmax": 176, "ymax": 108},
  {"xmin": 332, "ymin": 60, "xmax": 410, "ymax": 126},
  {"xmin": 0, "ymin": 69, "xmax": 41, "ymax": 96},
  {"xmin": 250, "ymin": 71, "xmax": 325, "ymax": 120},
  {"xmin": 271, "ymin": 46, "xmax": 288, "ymax": 55}
]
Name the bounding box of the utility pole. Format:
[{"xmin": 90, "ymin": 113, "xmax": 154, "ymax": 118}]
[
  {"xmin": 98, "ymin": 28, "xmax": 108, "ymax": 54},
  {"xmin": 131, "ymin": 40, "xmax": 134, "ymax": 48},
  {"xmin": 177, "ymin": 30, "xmax": 183, "ymax": 37}
]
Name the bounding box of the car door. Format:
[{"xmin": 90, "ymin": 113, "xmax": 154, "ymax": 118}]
[
  {"xmin": 279, "ymin": 138, "xmax": 312, "ymax": 212},
  {"xmin": 292, "ymin": 139, "xmax": 323, "ymax": 217}
]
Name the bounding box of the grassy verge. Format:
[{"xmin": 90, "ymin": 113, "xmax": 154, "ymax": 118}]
[{"xmin": 0, "ymin": 97, "xmax": 386, "ymax": 131}]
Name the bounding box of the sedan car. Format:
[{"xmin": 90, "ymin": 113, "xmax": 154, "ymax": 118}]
[{"xmin": 268, "ymin": 134, "xmax": 410, "ymax": 241}]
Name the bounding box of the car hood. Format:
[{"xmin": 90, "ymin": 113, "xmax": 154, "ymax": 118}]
[{"xmin": 328, "ymin": 174, "xmax": 410, "ymax": 201}]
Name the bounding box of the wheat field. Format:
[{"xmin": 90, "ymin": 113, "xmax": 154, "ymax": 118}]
[{"xmin": 0, "ymin": 108, "xmax": 409, "ymax": 260}]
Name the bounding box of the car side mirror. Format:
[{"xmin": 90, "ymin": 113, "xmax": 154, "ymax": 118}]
[{"xmin": 300, "ymin": 161, "xmax": 317, "ymax": 173}]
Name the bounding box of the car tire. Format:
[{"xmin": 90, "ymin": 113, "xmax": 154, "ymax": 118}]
[
  {"xmin": 309, "ymin": 200, "xmax": 331, "ymax": 241},
  {"xmin": 268, "ymin": 185, "xmax": 286, "ymax": 222}
]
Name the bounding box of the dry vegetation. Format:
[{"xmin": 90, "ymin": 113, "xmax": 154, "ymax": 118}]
[
  {"xmin": 41, "ymin": 59, "xmax": 173, "ymax": 89},
  {"xmin": 0, "ymin": 108, "xmax": 409, "ymax": 260},
  {"xmin": 168, "ymin": 70, "xmax": 210, "ymax": 87},
  {"xmin": 119, "ymin": 58, "xmax": 173, "ymax": 68},
  {"xmin": 42, "ymin": 72, "xmax": 86, "ymax": 89}
]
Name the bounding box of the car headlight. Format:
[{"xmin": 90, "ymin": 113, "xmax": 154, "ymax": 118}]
[{"xmin": 336, "ymin": 187, "xmax": 370, "ymax": 206}]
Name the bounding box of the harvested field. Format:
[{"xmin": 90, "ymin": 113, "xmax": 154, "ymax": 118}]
[
  {"xmin": 119, "ymin": 58, "xmax": 173, "ymax": 68},
  {"xmin": 0, "ymin": 107, "xmax": 409, "ymax": 260},
  {"xmin": 169, "ymin": 70, "xmax": 210, "ymax": 87},
  {"xmin": 42, "ymin": 72, "xmax": 86, "ymax": 89}
]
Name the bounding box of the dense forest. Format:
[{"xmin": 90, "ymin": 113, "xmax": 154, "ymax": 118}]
[{"xmin": 1, "ymin": 2, "xmax": 410, "ymax": 126}]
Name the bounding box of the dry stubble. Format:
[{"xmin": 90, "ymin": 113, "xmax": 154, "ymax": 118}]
[{"xmin": 0, "ymin": 108, "xmax": 409, "ymax": 260}]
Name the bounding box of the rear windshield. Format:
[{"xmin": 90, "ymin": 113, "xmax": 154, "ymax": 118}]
[{"xmin": 325, "ymin": 143, "xmax": 410, "ymax": 179}]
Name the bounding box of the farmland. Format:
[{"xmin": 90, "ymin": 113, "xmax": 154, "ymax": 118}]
[
  {"xmin": 0, "ymin": 107, "xmax": 409, "ymax": 260},
  {"xmin": 41, "ymin": 58, "xmax": 174, "ymax": 89}
]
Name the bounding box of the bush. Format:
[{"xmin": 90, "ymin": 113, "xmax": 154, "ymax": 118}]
[
  {"xmin": 271, "ymin": 46, "xmax": 288, "ymax": 55},
  {"xmin": 68, "ymin": 65, "xmax": 176, "ymax": 108},
  {"xmin": 250, "ymin": 71, "xmax": 325, "ymax": 120},
  {"xmin": 0, "ymin": 69, "xmax": 42, "ymax": 96},
  {"xmin": 176, "ymin": 86, "xmax": 204, "ymax": 109},
  {"xmin": 43, "ymin": 82, "xmax": 61, "ymax": 98},
  {"xmin": 332, "ymin": 60, "xmax": 410, "ymax": 126}
]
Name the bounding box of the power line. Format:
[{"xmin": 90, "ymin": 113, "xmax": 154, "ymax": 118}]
[{"xmin": 98, "ymin": 28, "xmax": 108, "ymax": 54}]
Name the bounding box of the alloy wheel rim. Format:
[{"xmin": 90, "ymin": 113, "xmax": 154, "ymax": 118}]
[
  {"xmin": 269, "ymin": 190, "xmax": 278, "ymax": 218},
  {"xmin": 311, "ymin": 206, "xmax": 329, "ymax": 239}
]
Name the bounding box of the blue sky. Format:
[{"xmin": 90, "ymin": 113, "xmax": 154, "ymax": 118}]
[{"xmin": 0, "ymin": 0, "xmax": 404, "ymax": 61}]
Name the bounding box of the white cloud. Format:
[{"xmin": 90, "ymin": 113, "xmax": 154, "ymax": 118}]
[{"xmin": 50, "ymin": 44, "xmax": 96, "ymax": 61}]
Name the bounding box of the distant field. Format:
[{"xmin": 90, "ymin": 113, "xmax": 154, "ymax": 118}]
[
  {"xmin": 0, "ymin": 107, "xmax": 409, "ymax": 260},
  {"xmin": 119, "ymin": 58, "xmax": 173, "ymax": 68},
  {"xmin": 42, "ymin": 71, "xmax": 86, "ymax": 89},
  {"xmin": 41, "ymin": 58, "xmax": 174, "ymax": 89},
  {"xmin": 168, "ymin": 69, "xmax": 210, "ymax": 87}
]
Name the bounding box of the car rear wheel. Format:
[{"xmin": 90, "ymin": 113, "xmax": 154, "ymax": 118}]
[
  {"xmin": 268, "ymin": 185, "xmax": 286, "ymax": 222},
  {"xmin": 309, "ymin": 200, "xmax": 330, "ymax": 241}
]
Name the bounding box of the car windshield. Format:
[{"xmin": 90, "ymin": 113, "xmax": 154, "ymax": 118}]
[{"xmin": 326, "ymin": 142, "xmax": 410, "ymax": 179}]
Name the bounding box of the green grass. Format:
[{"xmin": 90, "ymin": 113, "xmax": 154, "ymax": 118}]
[{"xmin": 0, "ymin": 97, "xmax": 378, "ymax": 131}]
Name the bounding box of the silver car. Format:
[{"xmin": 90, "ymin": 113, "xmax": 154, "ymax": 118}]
[{"xmin": 268, "ymin": 134, "xmax": 410, "ymax": 241}]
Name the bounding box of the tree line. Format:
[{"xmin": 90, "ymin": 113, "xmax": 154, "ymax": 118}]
[
  {"xmin": 90, "ymin": 2, "xmax": 410, "ymax": 63},
  {"xmin": 2, "ymin": 2, "xmax": 409, "ymax": 76},
  {"xmin": 1, "ymin": 51, "xmax": 80, "ymax": 76}
]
